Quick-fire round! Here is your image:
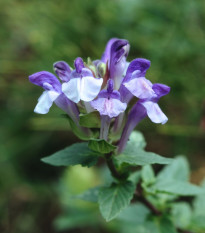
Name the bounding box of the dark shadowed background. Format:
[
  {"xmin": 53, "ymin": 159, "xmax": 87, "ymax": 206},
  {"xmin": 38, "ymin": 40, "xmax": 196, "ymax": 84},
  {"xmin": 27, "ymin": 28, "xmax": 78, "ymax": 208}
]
[{"xmin": 0, "ymin": 0, "xmax": 205, "ymax": 232}]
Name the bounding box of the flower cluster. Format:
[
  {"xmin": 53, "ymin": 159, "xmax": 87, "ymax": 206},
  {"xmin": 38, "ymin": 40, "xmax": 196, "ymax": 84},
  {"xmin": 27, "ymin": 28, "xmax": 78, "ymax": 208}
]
[{"xmin": 29, "ymin": 38, "xmax": 170, "ymax": 153}]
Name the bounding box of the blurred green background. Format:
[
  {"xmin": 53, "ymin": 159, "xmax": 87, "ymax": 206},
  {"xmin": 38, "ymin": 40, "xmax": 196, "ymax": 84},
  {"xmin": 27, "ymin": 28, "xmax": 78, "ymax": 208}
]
[{"xmin": 0, "ymin": 0, "xmax": 205, "ymax": 232}]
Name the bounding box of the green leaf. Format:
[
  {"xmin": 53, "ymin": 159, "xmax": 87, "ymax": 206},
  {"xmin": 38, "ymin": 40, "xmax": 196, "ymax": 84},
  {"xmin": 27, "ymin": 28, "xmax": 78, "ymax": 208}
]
[
  {"xmin": 54, "ymin": 209, "xmax": 96, "ymax": 231},
  {"xmin": 157, "ymin": 156, "xmax": 189, "ymax": 181},
  {"xmin": 158, "ymin": 217, "xmax": 177, "ymax": 233},
  {"xmin": 98, "ymin": 181, "xmax": 135, "ymax": 221},
  {"xmin": 79, "ymin": 111, "xmax": 101, "ymax": 128},
  {"xmin": 118, "ymin": 218, "xmax": 177, "ymax": 233},
  {"xmin": 141, "ymin": 165, "xmax": 156, "ymax": 185},
  {"xmin": 191, "ymin": 215, "xmax": 205, "ymax": 231},
  {"xmin": 66, "ymin": 115, "xmax": 91, "ymax": 140},
  {"xmin": 88, "ymin": 138, "xmax": 116, "ymax": 154},
  {"xmin": 117, "ymin": 203, "xmax": 150, "ymax": 223},
  {"xmin": 116, "ymin": 131, "xmax": 172, "ymax": 166},
  {"xmin": 171, "ymin": 202, "xmax": 192, "ymax": 229},
  {"xmin": 128, "ymin": 170, "xmax": 141, "ymax": 184},
  {"xmin": 41, "ymin": 142, "xmax": 100, "ymax": 167},
  {"xmin": 75, "ymin": 186, "xmax": 100, "ymax": 203},
  {"xmin": 116, "ymin": 150, "xmax": 172, "ymax": 166},
  {"xmin": 118, "ymin": 221, "xmax": 160, "ymax": 233},
  {"xmin": 193, "ymin": 179, "xmax": 205, "ymax": 214},
  {"xmin": 127, "ymin": 131, "xmax": 147, "ymax": 150},
  {"xmin": 155, "ymin": 179, "xmax": 204, "ymax": 196}
]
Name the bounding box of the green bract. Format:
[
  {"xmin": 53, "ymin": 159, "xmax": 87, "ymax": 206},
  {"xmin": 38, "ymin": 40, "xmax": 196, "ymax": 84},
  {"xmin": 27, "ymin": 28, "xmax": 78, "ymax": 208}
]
[
  {"xmin": 79, "ymin": 111, "xmax": 101, "ymax": 128},
  {"xmin": 88, "ymin": 138, "xmax": 116, "ymax": 154}
]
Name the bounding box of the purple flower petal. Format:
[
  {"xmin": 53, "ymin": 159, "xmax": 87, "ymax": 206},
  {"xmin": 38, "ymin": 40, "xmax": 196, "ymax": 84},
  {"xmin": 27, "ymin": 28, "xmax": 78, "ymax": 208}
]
[
  {"xmin": 74, "ymin": 57, "xmax": 85, "ymax": 73},
  {"xmin": 54, "ymin": 93, "xmax": 80, "ymax": 124},
  {"xmin": 98, "ymin": 79, "xmax": 120, "ymax": 99},
  {"xmin": 119, "ymin": 58, "xmax": 151, "ymax": 103},
  {"xmin": 123, "ymin": 58, "xmax": 151, "ymax": 83},
  {"xmin": 110, "ymin": 39, "xmax": 130, "ymax": 89},
  {"xmin": 152, "ymin": 83, "xmax": 170, "ymax": 98},
  {"xmin": 117, "ymin": 102, "xmax": 147, "ymax": 153},
  {"xmin": 118, "ymin": 84, "xmax": 133, "ymax": 103},
  {"xmin": 29, "ymin": 71, "xmax": 61, "ymax": 93},
  {"xmin": 98, "ymin": 90, "xmax": 121, "ymax": 99},
  {"xmin": 53, "ymin": 61, "xmax": 71, "ymax": 82},
  {"xmin": 107, "ymin": 78, "xmax": 114, "ymax": 93},
  {"xmin": 91, "ymin": 98, "xmax": 127, "ymax": 118},
  {"xmin": 140, "ymin": 101, "xmax": 168, "ymax": 124},
  {"xmin": 71, "ymin": 68, "xmax": 93, "ymax": 79},
  {"xmin": 124, "ymin": 77, "xmax": 156, "ymax": 99},
  {"xmin": 101, "ymin": 38, "xmax": 118, "ymax": 63}
]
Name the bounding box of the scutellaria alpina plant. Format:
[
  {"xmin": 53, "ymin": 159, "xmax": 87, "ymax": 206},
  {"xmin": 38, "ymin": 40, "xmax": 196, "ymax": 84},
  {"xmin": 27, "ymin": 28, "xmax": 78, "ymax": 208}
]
[{"xmin": 29, "ymin": 39, "xmax": 205, "ymax": 233}]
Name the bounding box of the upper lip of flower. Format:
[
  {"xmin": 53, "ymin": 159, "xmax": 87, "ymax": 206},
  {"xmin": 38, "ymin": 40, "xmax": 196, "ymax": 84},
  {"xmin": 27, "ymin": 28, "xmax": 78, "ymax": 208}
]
[
  {"xmin": 29, "ymin": 71, "xmax": 62, "ymax": 93},
  {"xmin": 53, "ymin": 61, "xmax": 71, "ymax": 82},
  {"xmin": 100, "ymin": 38, "xmax": 131, "ymax": 91}
]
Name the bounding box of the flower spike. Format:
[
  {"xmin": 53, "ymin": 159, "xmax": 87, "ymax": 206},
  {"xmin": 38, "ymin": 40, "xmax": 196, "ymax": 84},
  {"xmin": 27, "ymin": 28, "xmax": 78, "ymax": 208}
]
[{"xmin": 29, "ymin": 38, "xmax": 170, "ymax": 150}]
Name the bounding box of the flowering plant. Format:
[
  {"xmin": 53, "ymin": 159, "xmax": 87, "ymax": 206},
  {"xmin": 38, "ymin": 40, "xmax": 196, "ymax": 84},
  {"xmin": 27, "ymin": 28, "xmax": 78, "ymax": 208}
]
[{"xmin": 29, "ymin": 39, "xmax": 205, "ymax": 233}]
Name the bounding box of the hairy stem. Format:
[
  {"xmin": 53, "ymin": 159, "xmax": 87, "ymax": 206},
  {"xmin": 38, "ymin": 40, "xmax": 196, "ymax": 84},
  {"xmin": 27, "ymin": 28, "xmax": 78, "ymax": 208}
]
[
  {"xmin": 105, "ymin": 153, "xmax": 122, "ymax": 180},
  {"xmin": 134, "ymin": 182, "xmax": 162, "ymax": 216}
]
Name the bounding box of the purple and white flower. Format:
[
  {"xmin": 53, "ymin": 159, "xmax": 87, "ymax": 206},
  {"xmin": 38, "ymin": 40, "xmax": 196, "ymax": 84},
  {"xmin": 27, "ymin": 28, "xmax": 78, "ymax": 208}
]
[
  {"xmin": 118, "ymin": 81, "xmax": 170, "ymax": 153},
  {"xmin": 62, "ymin": 57, "xmax": 103, "ymax": 103},
  {"xmin": 122, "ymin": 58, "xmax": 170, "ymax": 124},
  {"xmin": 91, "ymin": 79, "xmax": 127, "ymax": 140},
  {"xmin": 119, "ymin": 58, "xmax": 151, "ymax": 103},
  {"xmin": 29, "ymin": 71, "xmax": 62, "ymax": 114},
  {"xmin": 91, "ymin": 79, "xmax": 127, "ymax": 118},
  {"xmin": 29, "ymin": 66, "xmax": 79, "ymax": 124}
]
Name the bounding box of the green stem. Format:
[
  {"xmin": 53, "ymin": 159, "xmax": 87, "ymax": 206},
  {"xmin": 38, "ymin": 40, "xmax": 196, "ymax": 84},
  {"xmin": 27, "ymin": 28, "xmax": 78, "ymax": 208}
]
[
  {"xmin": 105, "ymin": 153, "xmax": 122, "ymax": 180},
  {"xmin": 134, "ymin": 182, "xmax": 162, "ymax": 216}
]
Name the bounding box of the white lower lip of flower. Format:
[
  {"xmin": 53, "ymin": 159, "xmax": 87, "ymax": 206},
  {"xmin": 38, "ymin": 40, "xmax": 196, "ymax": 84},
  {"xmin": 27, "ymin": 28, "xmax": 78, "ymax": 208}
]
[
  {"xmin": 62, "ymin": 76, "xmax": 103, "ymax": 103},
  {"xmin": 34, "ymin": 90, "xmax": 60, "ymax": 114},
  {"xmin": 141, "ymin": 101, "xmax": 168, "ymax": 124}
]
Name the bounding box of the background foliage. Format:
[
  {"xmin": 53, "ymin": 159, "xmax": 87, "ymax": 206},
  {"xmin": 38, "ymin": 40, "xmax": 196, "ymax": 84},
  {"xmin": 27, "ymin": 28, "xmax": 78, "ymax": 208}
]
[{"xmin": 0, "ymin": 0, "xmax": 205, "ymax": 232}]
